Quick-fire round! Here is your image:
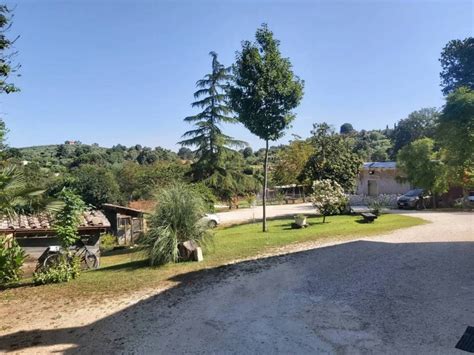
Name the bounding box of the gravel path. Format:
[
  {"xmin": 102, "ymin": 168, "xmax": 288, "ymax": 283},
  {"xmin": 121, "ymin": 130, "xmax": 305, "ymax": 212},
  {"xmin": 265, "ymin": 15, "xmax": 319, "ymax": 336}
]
[
  {"xmin": 0, "ymin": 211, "xmax": 472, "ymax": 354},
  {"xmin": 216, "ymin": 203, "xmax": 315, "ymax": 224}
]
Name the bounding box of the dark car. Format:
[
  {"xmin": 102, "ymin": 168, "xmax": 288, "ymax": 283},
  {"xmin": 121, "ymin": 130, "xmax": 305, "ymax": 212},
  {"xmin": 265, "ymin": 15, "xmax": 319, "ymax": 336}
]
[{"xmin": 397, "ymin": 189, "xmax": 429, "ymax": 209}]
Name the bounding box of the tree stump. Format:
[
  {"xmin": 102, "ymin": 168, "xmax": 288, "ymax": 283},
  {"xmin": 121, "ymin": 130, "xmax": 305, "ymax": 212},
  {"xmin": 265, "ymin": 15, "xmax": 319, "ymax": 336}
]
[{"xmin": 178, "ymin": 240, "xmax": 203, "ymax": 262}]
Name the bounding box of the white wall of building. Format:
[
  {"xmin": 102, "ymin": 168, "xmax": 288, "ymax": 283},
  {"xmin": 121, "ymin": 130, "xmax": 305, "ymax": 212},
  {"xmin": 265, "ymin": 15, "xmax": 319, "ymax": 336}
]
[{"xmin": 356, "ymin": 169, "xmax": 411, "ymax": 196}]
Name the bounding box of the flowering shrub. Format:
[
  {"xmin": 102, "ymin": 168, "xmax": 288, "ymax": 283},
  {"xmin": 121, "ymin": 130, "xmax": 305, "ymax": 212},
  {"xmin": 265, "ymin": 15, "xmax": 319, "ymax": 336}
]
[{"xmin": 312, "ymin": 179, "xmax": 347, "ymax": 223}]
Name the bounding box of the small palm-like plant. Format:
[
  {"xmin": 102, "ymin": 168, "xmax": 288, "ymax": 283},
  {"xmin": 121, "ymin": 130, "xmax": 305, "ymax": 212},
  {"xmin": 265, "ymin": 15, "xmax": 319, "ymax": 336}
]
[
  {"xmin": 139, "ymin": 184, "xmax": 212, "ymax": 266},
  {"xmin": 0, "ymin": 165, "xmax": 63, "ymax": 285},
  {"xmin": 0, "ymin": 165, "xmax": 63, "ymax": 218}
]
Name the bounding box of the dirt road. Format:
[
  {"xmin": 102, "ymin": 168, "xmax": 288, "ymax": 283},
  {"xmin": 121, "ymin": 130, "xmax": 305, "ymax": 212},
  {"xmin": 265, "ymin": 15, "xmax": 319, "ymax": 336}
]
[{"xmin": 0, "ymin": 211, "xmax": 472, "ymax": 354}]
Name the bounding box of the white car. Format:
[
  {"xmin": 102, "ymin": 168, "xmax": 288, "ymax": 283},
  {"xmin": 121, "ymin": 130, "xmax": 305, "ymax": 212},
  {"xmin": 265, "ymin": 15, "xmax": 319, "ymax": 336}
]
[{"xmin": 201, "ymin": 213, "xmax": 220, "ymax": 228}]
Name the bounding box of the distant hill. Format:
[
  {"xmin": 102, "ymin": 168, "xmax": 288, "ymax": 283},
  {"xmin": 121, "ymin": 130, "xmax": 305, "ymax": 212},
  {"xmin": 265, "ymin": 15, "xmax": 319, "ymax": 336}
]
[
  {"xmin": 18, "ymin": 144, "xmax": 107, "ymax": 162},
  {"xmin": 15, "ymin": 143, "xmax": 179, "ymax": 169}
]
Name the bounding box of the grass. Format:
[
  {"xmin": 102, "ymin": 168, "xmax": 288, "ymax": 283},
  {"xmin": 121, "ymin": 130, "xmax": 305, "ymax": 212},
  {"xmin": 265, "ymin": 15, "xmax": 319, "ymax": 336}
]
[{"xmin": 0, "ymin": 214, "xmax": 426, "ymax": 304}]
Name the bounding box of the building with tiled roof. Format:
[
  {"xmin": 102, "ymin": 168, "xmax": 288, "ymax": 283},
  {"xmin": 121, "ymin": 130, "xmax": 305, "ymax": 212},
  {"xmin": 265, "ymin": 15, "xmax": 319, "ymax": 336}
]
[
  {"xmin": 0, "ymin": 210, "xmax": 111, "ymax": 274},
  {"xmin": 0, "ymin": 210, "xmax": 110, "ymax": 233}
]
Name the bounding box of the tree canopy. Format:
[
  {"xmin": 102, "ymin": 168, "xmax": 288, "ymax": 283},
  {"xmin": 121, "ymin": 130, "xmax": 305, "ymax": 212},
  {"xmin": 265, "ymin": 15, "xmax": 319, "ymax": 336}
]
[
  {"xmin": 340, "ymin": 123, "xmax": 355, "ymax": 135},
  {"xmin": 397, "ymin": 138, "xmax": 448, "ymax": 206},
  {"xmin": 229, "ymin": 24, "xmax": 304, "ymax": 142},
  {"xmin": 302, "ymin": 123, "xmax": 362, "ymax": 192},
  {"xmin": 440, "ymin": 37, "xmax": 474, "ymax": 95},
  {"xmin": 436, "ymin": 87, "xmax": 474, "ymax": 190},
  {"xmin": 272, "ymin": 138, "xmax": 313, "ymax": 185},
  {"xmin": 390, "ymin": 108, "xmax": 438, "ymax": 157},
  {"xmin": 353, "ymin": 130, "xmax": 392, "ymax": 162}
]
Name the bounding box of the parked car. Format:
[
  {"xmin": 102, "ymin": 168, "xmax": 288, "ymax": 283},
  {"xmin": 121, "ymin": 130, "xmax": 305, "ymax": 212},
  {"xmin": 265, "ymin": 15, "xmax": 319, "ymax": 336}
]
[
  {"xmin": 468, "ymin": 191, "xmax": 474, "ymax": 205},
  {"xmin": 397, "ymin": 189, "xmax": 430, "ymax": 209},
  {"xmin": 456, "ymin": 191, "xmax": 474, "ymax": 207},
  {"xmin": 201, "ymin": 213, "xmax": 220, "ymax": 228}
]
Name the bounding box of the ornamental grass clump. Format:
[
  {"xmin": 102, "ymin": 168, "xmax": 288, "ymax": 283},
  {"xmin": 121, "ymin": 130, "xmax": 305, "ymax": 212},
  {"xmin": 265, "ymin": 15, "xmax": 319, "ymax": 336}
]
[
  {"xmin": 311, "ymin": 179, "xmax": 347, "ymax": 223},
  {"xmin": 139, "ymin": 184, "xmax": 212, "ymax": 266}
]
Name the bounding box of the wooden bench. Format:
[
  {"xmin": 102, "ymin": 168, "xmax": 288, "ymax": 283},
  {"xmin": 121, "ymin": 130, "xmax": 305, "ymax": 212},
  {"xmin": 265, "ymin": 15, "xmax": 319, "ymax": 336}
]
[
  {"xmin": 284, "ymin": 196, "xmax": 298, "ymax": 204},
  {"xmin": 361, "ymin": 212, "xmax": 377, "ymax": 223}
]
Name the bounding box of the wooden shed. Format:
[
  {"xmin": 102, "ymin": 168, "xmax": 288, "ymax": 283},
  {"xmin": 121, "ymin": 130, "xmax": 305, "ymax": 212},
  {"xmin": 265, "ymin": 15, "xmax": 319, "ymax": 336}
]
[{"xmin": 102, "ymin": 204, "xmax": 147, "ymax": 245}]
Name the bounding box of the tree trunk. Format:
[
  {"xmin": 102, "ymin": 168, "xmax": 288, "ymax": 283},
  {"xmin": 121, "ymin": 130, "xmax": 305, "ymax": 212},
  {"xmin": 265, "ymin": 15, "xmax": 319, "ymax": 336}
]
[
  {"xmin": 263, "ymin": 139, "xmax": 269, "ymax": 232},
  {"xmin": 323, "ymin": 215, "xmax": 326, "ymax": 223},
  {"xmin": 462, "ymin": 187, "xmax": 468, "ymax": 209},
  {"xmin": 432, "ymin": 194, "xmax": 437, "ymax": 209}
]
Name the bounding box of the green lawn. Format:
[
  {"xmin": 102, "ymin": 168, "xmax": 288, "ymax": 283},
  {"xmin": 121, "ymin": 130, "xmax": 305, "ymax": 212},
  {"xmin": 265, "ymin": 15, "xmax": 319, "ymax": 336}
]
[{"xmin": 1, "ymin": 214, "xmax": 426, "ymax": 304}]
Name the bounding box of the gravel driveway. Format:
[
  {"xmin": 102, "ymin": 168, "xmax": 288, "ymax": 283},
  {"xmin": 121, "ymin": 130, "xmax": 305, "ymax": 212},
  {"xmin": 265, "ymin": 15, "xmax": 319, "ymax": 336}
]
[
  {"xmin": 1, "ymin": 211, "xmax": 473, "ymax": 354},
  {"xmin": 216, "ymin": 203, "xmax": 315, "ymax": 224}
]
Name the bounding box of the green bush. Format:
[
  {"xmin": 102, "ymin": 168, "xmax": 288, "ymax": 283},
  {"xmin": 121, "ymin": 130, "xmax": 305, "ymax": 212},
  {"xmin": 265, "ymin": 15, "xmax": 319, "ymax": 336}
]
[
  {"xmin": 139, "ymin": 183, "xmax": 212, "ymax": 266},
  {"xmin": 275, "ymin": 191, "xmax": 285, "ymax": 205},
  {"xmin": 366, "ymin": 195, "xmax": 392, "ymax": 215},
  {"xmin": 54, "ymin": 189, "xmax": 86, "ymax": 248},
  {"xmin": 190, "ymin": 182, "xmax": 216, "ymax": 212},
  {"xmin": 33, "ymin": 255, "xmax": 80, "ymax": 285},
  {"xmin": 100, "ymin": 233, "xmax": 118, "ymax": 253},
  {"xmin": 0, "ymin": 237, "xmax": 26, "ymax": 285}
]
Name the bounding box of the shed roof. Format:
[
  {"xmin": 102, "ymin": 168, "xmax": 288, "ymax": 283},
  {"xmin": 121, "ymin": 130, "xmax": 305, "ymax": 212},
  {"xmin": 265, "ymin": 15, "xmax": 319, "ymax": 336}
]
[
  {"xmin": 0, "ymin": 210, "xmax": 110, "ymax": 232},
  {"xmin": 102, "ymin": 203, "xmax": 147, "ymax": 215},
  {"xmin": 362, "ymin": 162, "xmax": 397, "ymax": 170}
]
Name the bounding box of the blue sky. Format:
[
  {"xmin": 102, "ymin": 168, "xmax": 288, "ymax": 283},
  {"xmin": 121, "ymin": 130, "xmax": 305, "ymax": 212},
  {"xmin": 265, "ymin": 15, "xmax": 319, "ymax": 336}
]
[{"xmin": 2, "ymin": 0, "xmax": 473, "ymax": 150}]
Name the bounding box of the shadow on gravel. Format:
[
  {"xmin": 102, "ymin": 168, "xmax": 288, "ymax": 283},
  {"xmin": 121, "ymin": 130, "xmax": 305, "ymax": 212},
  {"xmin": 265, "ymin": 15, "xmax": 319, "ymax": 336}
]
[{"xmin": 1, "ymin": 240, "xmax": 473, "ymax": 353}]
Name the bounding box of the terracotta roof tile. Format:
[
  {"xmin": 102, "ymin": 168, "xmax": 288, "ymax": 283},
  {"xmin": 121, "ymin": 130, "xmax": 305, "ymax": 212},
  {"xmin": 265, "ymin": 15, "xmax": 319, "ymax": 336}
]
[{"xmin": 0, "ymin": 210, "xmax": 110, "ymax": 232}]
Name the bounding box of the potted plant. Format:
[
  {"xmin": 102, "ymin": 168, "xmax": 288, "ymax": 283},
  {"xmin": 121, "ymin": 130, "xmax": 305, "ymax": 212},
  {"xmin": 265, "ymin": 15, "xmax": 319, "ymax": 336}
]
[{"xmin": 294, "ymin": 214, "xmax": 307, "ymax": 228}]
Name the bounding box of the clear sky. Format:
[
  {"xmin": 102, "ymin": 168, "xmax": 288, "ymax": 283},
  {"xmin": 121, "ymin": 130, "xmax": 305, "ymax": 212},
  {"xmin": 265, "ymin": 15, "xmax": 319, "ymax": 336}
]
[{"xmin": 2, "ymin": 0, "xmax": 473, "ymax": 150}]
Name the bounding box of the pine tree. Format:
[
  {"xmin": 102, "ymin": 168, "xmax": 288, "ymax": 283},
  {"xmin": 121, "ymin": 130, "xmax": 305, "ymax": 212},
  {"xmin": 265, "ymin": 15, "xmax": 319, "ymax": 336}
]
[{"xmin": 180, "ymin": 52, "xmax": 249, "ymax": 201}]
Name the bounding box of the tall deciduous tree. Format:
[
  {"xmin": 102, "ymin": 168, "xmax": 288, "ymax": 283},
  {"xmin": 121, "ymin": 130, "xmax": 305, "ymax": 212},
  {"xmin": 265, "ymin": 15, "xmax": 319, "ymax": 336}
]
[
  {"xmin": 390, "ymin": 108, "xmax": 438, "ymax": 157},
  {"xmin": 180, "ymin": 52, "xmax": 247, "ymax": 201},
  {"xmin": 70, "ymin": 165, "xmax": 121, "ymax": 207},
  {"xmin": 302, "ymin": 123, "xmax": 362, "ymax": 192},
  {"xmin": 230, "ymin": 24, "xmax": 304, "ymax": 231},
  {"xmin": 397, "ymin": 138, "xmax": 448, "ymax": 208},
  {"xmin": 436, "ymin": 87, "xmax": 474, "ymax": 196},
  {"xmin": 440, "ymin": 38, "xmax": 474, "ymax": 95},
  {"xmin": 272, "ymin": 138, "xmax": 313, "ymax": 185}
]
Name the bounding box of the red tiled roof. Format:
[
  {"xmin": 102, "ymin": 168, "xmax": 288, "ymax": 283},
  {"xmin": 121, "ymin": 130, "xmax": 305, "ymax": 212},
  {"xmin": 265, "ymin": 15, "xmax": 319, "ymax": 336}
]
[{"xmin": 0, "ymin": 210, "xmax": 110, "ymax": 232}]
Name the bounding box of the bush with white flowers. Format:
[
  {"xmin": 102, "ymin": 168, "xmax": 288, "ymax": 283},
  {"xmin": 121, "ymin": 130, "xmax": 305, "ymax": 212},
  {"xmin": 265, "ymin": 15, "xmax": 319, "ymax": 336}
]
[{"xmin": 312, "ymin": 179, "xmax": 347, "ymax": 223}]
